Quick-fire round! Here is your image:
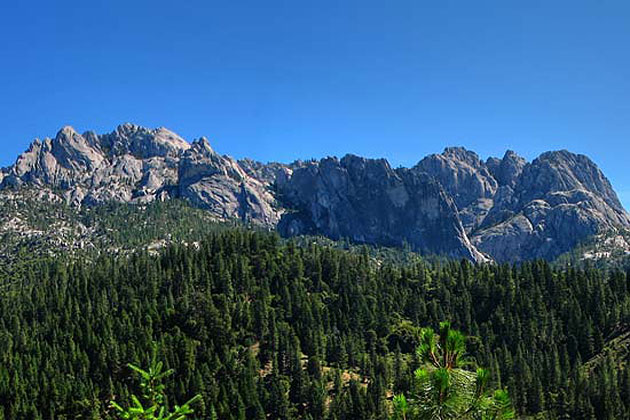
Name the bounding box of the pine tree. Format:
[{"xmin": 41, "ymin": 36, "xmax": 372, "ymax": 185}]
[
  {"xmin": 393, "ymin": 322, "xmax": 515, "ymax": 420},
  {"xmin": 109, "ymin": 347, "xmax": 201, "ymax": 420}
]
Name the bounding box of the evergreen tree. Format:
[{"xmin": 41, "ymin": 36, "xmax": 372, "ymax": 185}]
[
  {"xmin": 393, "ymin": 323, "xmax": 514, "ymax": 420},
  {"xmin": 109, "ymin": 347, "xmax": 201, "ymax": 419}
]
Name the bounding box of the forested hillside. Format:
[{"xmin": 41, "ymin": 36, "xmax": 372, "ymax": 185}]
[
  {"xmin": 0, "ymin": 194, "xmax": 234, "ymax": 277},
  {"xmin": 1, "ymin": 228, "xmax": 629, "ymax": 419}
]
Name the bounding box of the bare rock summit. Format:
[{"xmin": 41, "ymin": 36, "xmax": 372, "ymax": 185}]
[{"xmin": 2, "ymin": 124, "xmax": 628, "ymax": 263}]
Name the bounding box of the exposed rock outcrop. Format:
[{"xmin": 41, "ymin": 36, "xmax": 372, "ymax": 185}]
[
  {"xmin": 99, "ymin": 123, "xmax": 190, "ymax": 159},
  {"xmin": 277, "ymin": 155, "xmax": 486, "ymax": 261},
  {"xmin": 177, "ymin": 138, "xmax": 280, "ymax": 225},
  {"xmin": 2, "ymin": 124, "xmax": 628, "ymax": 262},
  {"xmin": 486, "ymin": 150, "xmax": 527, "ymax": 188},
  {"xmin": 471, "ymin": 151, "xmax": 630, "ymax": 261},
  {"xmin": 415, "ymin": 147, "xmax": 498, "ymax": 209}
]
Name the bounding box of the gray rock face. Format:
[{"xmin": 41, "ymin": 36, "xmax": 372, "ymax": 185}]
[
  {"xmin": 516, "ymin": 151, "xmax": 624, "ymax": 212},
  {"xmin": 471, "ymin": 151, "xmax": 630, "ymax": 261},
  {"xmin": 414, "ymin": 148, "xmax": 499, "ymax": 233},
  {"xmin": 2, "ymin": 124, "xmax": 628, "ymax": 262},
  {"xmin": 238, "ymin": 158, "xmax": 294, "ymax": 186},
  {"xmin": 415, "ymin": 147, "xmax": 498, "ymax": 209},
  {"xmin": 99, "ymin": 123, "xmax": 190, "ymax": 159},
  {"xmin": 486, "ymin": 150, "xmax": 527, "ymax": 188},
  {"xmin": 177, "ymin": 138, "xmax": 280, "ymax": 225},
  {"xmin": 8, "ymin": 127, "xmax": 106, "ymax": 189},
  {"xmin": 277, "ymin": 154, "xmax": 486, "ymax": 261},
  {"xmin": 2, "ymin": 124, "xmax": 281, "ymax": 227}
]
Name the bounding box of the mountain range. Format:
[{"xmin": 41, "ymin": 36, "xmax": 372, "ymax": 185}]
[{"xmin": 2, "ymin": 123, "xmax": 628, "ymax": 262}]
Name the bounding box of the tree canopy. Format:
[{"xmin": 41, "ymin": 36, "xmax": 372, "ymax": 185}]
[{"xmin": 0, "ymin": 227, "xmax": 629, "ymax": 419}]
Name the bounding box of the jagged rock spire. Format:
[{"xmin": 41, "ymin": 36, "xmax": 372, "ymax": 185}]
[{"xmin": 2, "ymin": 124, "xmax": 629, "ymax": 262}]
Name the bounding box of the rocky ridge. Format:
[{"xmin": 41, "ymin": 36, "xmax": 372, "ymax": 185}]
[{"xmin": 2, "ymin": 124, "xmax": 628, "ymax": 262}]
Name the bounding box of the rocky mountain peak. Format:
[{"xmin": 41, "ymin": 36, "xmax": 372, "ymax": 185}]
[
  {"xmin": 152, "ymin": 126, "xmax": 190, "ymax": 152},
  {"xmin": 340, "ymin": 154, "xmax": 398, "ymax": 182},
  {"xmin": 112, "ymin": 122, "xmax": 155, "ymax": 141},
  {"xmin": 472, "ymin": 149, "xmax": 630, "ymax": 262},
  {"xmin": 517, "ymin": 150, "xmax": 625, "ymax": 212},
  {"xmin": 504, "ymin": 149, "xmax": 522, "ymax": 160},
  {"xmin": 486, "ymin": 149, "xmax": 527, "ymax": 187},
  {"xmin": 51, "ymin": 126, "xmax": 105, "ymax": 171},
  {"xmin": 57, "ymin": 125, "xmax": 78, "ymax": 138},
  {"xmin": 101, "ymin": 123, "xmax": 190, "ymax": 159},
  {"xmin": 442, "ymin": 146, "xmax": 484, "ymax": 164},
  {"xmin": 414, "ymin": 146, "xmax": 498, "ymax": 210},
  {"xmin": 190, "ymin": 136, "xmax": 214, "ymax": 154},
  {"xmin": 2, "ymin": 123, "xmax": 629, "ymax": 263},
  {"xmin": 179, "ymin": 138, "xmax": 226, "ymax": 185},
  {"xmin": 278, "ymin": 153, "xmax": 487, "ymax": 261}
]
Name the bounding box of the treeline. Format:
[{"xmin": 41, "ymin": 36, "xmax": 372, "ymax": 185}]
[{"xmin": 0, "ymin": 228, "xmax": 629, "ymax": 419}]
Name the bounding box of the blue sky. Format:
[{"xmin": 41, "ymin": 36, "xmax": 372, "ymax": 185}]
[{"xmin": 2, "ymin": 0, "xmax": 630, "ymax": 207}]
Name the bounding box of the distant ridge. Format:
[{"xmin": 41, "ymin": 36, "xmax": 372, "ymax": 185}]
[{"xmin": 2, "ymin": 123, "xmax": 628, "ymax": 262}]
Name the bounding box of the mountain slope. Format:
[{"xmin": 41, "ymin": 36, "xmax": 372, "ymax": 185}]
[
  {"xmin": 2, "ymin": 123, "xmax": 628, "ymax": 262},
  {"xmin": 276, "ymin": 155, "xmax": 485, "ymax": 261}
]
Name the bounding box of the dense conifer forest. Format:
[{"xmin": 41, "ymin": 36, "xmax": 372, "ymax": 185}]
[{"xmin": 1, "ymin": 227, "xmax": 630, "ymax": 419}]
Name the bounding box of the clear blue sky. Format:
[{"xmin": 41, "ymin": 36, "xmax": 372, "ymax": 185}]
[{"xmin": 2, "ymin": 0, "xmax": 630, "ymax": 207}]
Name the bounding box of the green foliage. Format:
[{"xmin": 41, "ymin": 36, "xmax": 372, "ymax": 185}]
[
  {"xmin": 110, "ymin": 347, "xmax": 201, "ymax": 419},
  {"xmin": 395, "ymin": 323, "xmax": 514, "ymax": 420},
  {"xmin": 0, "ymin": 226, "xmax": 629, "ymax": 419},
  {"xmin": 392, "ymin": 394, "xmax": 409, "ymax": 420},
  {"xmin": 0, "ymin": 194, "xmax": 233, "ymax": 279}
]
